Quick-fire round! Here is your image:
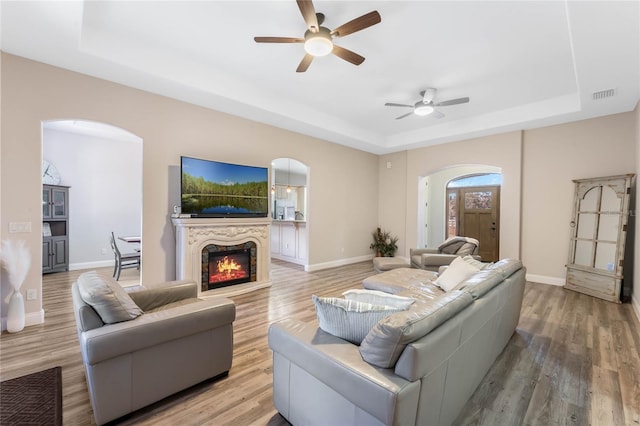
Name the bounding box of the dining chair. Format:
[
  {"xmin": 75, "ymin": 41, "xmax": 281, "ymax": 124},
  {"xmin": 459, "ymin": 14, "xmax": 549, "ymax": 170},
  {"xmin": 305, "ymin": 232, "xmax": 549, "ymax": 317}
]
[{"xmin": 110, "ymin": 232, "xmax": 141, "ymax": 280}]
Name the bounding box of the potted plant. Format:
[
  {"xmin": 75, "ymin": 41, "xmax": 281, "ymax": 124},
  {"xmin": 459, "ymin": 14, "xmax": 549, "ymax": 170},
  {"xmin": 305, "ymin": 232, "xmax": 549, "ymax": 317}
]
[{"xmin": 369, "ymin": 227, "xmax": 398, "ymax": 257}]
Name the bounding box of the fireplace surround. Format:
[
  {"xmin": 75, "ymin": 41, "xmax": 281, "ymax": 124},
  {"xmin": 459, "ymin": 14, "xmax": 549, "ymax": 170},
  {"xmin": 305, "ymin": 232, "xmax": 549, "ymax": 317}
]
[{"xmin": 172, "ymin": 217, "xmax": 271, "ymax": 297}]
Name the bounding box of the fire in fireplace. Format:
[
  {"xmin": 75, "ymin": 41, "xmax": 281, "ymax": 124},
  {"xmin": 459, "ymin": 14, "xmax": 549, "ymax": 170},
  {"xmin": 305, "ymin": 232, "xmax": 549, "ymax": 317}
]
[{"xmin": 207, "ymin": 248, "xmax": 251, "ymax": 290}]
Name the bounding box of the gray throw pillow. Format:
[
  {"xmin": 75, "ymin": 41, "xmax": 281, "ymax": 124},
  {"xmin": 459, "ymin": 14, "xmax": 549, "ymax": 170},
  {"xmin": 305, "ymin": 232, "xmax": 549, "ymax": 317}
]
[
  {"xmin": 77, "ymin": 271, "xmax": 143, "ymax": 324},
  {"xmin": 312, "ymin": 295, "xmax": 405, "ymax": 345}
]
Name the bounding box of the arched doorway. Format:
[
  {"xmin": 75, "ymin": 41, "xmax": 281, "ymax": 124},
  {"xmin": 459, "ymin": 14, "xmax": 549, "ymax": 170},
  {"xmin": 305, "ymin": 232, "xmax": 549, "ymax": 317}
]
[
  {"xmin": 419, "ymin": 166, "xmax": 501, "ymax": 262},
  {"xmin": 270, "ymin": 158, "xmax": 309, "ymax": 267},
  {"xmin": 446, "ymin": 173, "xmax": 502, "ymax": 262},
  {"xmin": 42, "ymin": 120, "xmax": 142, "ymax": 282}
]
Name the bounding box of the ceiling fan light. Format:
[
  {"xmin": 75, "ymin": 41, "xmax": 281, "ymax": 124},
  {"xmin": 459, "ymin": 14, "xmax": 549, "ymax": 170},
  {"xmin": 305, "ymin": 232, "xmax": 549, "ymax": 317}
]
[
  {"xmin": 414, "ymin": 105, "xmax": 434, "ymax": 116},
  {"xmin": 304, "ymin": 31, "xmax": 333, "ymax": 56}
]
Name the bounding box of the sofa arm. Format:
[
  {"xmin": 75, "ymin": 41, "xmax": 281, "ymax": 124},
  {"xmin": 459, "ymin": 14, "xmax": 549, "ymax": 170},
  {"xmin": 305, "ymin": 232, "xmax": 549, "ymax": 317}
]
[
  {"xmin": 82, "ymin": 297, "xmax": 235, "ymax": 365},
  {"xmin": 410, "ymin": 248, "xmax": 439, "ymax": 256},
  {"xmin": 269, "ymin": 318, "xmax": 420, "ymax": 425},
  {"xmin": 129, "ymin": 280, "xmax": 197, "ymax": 312},
  {"xmin": 420, "ymin": 253, "xmax": 460, "ymax": 267}
]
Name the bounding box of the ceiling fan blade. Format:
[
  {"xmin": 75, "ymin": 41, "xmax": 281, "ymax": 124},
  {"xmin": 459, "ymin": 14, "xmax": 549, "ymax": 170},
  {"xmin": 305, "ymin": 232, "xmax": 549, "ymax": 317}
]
[
  {"xmin": 331, "ymin": 11, "xmax": 381, "ymax": 37},
  {"xmin": 296, "ymin": 54, "xmax": 314, "ymax": 72},
  {"xmin": 332, "ymin": 45, "xmax": 365, "ymax": 65},
  {"xmin": 254, "ymin": 37, "xmax": 304, "ymax": 43},
  {"xmin": 432, "ymin": 110, "xmax": 445, "ymax": 119},
  {"xmin": 385, "ymin": 103, "xmax": 414, "ymax": 108},
  {"xmin": 395, "ymin": 112, "xmax": 414, "ymax": 120},
  {"xmin": 297, "ymin": 0, "xmax": 319, "ymax": 32},
  {"xmin": 434, "ymin": 97, "xmax": 470, "ymax": 107}
]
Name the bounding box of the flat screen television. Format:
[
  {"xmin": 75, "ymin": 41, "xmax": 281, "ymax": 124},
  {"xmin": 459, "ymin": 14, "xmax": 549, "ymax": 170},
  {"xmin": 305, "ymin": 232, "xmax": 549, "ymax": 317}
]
[{"xmin": 180, "ymin": 156, "xmax": 269, "ymax": 218}]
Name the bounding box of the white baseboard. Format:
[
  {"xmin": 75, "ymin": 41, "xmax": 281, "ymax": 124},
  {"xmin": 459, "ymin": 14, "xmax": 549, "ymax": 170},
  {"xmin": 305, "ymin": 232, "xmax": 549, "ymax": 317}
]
[
  {"xmin": 271, "ymin": 254, "xmax": 307, "ymax": 267},
  {"xmin": 69, "ymin": 260, "xmax": 114, "ymax": 271},
  {"xmin": 632, "ymin": 292, "xmax": 640, "ymax": 323},
  {"xmin": 526, "ymin": 273, "xmax": 565, "ymax": 286},
  {"xmin": 1, "ymin": 309, "xmax": 45, "ymax": 332},
  {"xmin": 306, "ymin": 255, "xmax": 374, "ymax": 272}
]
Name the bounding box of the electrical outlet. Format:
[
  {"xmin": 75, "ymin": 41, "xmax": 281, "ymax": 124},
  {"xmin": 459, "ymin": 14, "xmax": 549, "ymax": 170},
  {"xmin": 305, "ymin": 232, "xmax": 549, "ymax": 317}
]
[
  {"xmin": 27, "ymin": 289, "xmax": 37, "ymax": 300},
  {"xmin": 101, "ymin": 248, "xmax": 107, "ymax": 255}
]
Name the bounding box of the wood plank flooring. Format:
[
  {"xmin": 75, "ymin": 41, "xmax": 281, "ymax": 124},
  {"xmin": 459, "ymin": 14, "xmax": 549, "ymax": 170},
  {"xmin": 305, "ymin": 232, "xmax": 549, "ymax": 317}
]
[{"xmin": 1, "ymin": 260, "xmax": 639, "ymax": 425}]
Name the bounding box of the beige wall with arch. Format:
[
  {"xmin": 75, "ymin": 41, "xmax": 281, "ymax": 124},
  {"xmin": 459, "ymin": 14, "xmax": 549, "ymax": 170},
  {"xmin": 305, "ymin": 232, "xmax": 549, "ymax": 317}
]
[
  {"xmin": 2, "ymin": 52, "xmax": 638, "ymax": 327},
  {"xmin": 379, "ymin": 131, "xmax": 522, "ymax": 261},
  {"xmin": 378, "ymin": 113, "xmax": 637, "ymax": 292},
  {"xmin": 0, "ymin": 53, "xmax": 378, "ymax": 325}
]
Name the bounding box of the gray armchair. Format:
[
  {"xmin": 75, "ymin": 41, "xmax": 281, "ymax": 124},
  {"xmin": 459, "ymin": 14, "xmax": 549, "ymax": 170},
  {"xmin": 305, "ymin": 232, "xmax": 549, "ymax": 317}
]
[
  {"xmin": 71, "ymin": 271, "xmax": 235, "ymax": 425},
  {"xmin": 410, "ymin": 236, "xmax": 480, "ymax": 271}
]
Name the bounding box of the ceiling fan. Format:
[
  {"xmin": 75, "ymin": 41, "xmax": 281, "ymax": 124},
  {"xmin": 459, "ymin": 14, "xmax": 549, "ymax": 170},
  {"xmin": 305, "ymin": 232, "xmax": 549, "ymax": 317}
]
[
  {"xmin": 254, "ymin": 0, "xmax": 381, "ymax": 72},
  {"xmin": 385, "ymin": 88, "xmax": 470, "ymax": 120}
]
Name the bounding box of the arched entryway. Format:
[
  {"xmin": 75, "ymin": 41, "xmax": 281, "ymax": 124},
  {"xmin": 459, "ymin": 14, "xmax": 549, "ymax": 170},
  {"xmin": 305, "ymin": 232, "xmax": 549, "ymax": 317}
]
[
  {"xmin": 270, "ymin": 158, "xmax": 309, "ymax": 268},
  {"xmin": 446, "ymin": 173, "xmax": 502, "ymax": 262},
  {"xmin": 42, "ymin": 120, "xmax": 142, "ymax": 282},
  {"xmin": 419, "ymin": 165, "xmax": 502, "ymax": 262}
]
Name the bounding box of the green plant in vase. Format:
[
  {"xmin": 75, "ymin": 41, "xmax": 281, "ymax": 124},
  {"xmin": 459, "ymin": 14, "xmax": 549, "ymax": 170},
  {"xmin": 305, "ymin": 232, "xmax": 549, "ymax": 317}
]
[{"xmin": 369, "ymin": 227, "xmax": 398, "ymax": 257}]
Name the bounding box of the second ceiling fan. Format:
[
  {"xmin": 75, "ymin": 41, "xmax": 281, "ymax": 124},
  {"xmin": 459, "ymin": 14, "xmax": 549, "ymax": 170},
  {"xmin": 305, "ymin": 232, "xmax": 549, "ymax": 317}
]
[
  {"xmin": 254, "ymin": 0, "xmax": 381, "ymax": 72},
  {"xmin": 385, "ymin": 88, "xmax": 470, "ymax": 120}
]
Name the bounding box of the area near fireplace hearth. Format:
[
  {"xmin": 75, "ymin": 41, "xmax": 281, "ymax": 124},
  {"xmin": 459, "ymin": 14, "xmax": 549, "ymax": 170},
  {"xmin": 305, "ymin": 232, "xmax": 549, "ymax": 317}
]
[{"xmin": 172, "ymin": 217, "xmax": 271, "ymax": 297}]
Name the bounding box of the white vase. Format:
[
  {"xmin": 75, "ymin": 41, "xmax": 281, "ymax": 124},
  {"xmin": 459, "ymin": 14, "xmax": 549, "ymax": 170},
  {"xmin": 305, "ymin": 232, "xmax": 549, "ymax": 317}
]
[{"xmin": 7, "ymin": 289, "xmax": 25, "ymax": 333}]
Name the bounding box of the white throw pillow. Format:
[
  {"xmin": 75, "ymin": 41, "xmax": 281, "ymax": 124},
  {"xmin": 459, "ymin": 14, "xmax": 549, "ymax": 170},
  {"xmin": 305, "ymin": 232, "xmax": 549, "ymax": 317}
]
[
  {"xmin": 342, "ymin": 289, "xmax": 415, "ymax": 310},
  {"xmin": 435, "ymin": 256, "xmax": 480, "ymax": 292},
  {"xmin": 312, "ymin": 295, "xmax": 405, "ymax": 345},
  {"xmin": 461, "ymin": 255, "xmax": 493, "ymax": 270}
]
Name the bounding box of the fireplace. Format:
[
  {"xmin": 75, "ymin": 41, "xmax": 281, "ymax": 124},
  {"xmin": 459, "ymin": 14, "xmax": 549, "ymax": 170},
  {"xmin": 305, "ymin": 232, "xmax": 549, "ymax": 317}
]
[
  {"xmin": 173, "ymin": 217, "xmax": 271, "ymax": 298},
  {"xmin": 201, "ymin": 243, "xmax": 256, "ymax": 292}
]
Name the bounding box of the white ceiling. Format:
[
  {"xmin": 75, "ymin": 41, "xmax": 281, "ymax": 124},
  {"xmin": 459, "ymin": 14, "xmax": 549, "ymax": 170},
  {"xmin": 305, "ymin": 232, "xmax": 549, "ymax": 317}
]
[{"xmin": 2, "ymin": 1, "xmax": 639, "ymax": 155}]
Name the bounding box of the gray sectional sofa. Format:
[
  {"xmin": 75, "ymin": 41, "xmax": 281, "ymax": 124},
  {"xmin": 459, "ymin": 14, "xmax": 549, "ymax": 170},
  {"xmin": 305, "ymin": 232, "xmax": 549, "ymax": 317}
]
[{"xmin": 268, "ymin": 259, "xmax": 525, "ymax": 425}]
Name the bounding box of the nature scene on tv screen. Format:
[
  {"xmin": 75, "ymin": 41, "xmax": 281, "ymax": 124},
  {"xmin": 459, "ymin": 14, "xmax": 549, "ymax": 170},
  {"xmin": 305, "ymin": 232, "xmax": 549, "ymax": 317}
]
[{"xmin": 181, "ymin": 157, "xmax": 268, "ymax": 216}]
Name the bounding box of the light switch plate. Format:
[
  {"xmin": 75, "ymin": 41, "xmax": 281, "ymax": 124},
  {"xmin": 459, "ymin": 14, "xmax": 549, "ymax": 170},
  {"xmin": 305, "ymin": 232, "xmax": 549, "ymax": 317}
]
[{"xmin": 9, "ymin": 222, "xmax": 32, "ymax": 233}]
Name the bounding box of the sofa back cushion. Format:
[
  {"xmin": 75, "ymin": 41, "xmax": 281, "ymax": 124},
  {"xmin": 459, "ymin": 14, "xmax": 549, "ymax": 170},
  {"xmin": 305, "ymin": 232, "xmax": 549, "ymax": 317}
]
[
  {"xmin": 453, "ymin": 259, "xmax": 523, "ymax": 299},
  {"xmin": 359, "ymin": 290, "xmax": 474, "ymax": 368},
  {"xmin": 77, "ymin": 271, "xmax": 143, "ymax": 324},
  {"xmin": 342, "ymin": 289, "xmax": 416, "ymax": 309}
]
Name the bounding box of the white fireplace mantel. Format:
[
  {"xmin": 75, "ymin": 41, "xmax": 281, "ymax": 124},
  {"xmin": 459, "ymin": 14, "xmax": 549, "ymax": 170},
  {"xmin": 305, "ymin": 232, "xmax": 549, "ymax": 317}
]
[{"xmin": 172, "ymin": 216, "xmax": 272, "ymax": 297}]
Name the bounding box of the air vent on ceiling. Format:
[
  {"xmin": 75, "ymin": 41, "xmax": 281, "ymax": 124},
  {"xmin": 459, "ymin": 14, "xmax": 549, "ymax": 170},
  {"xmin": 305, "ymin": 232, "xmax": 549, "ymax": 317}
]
[{"xmin": 592, "ymin": 89, "xmax": 615, "ymax": 100}]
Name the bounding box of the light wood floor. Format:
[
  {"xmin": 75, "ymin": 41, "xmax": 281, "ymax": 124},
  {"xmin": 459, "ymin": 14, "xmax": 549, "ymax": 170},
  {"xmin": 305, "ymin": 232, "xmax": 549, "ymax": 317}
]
[{"xmin": 1, "ymin": 261, "xmax": 639, "ymax": 425}]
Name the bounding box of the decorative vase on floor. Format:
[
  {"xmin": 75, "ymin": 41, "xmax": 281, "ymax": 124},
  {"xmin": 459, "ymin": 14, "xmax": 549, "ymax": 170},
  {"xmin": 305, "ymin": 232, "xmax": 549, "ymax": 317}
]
[{"xmin": 7, "ymin": 289, "xmax": 25, "ymax": 333}]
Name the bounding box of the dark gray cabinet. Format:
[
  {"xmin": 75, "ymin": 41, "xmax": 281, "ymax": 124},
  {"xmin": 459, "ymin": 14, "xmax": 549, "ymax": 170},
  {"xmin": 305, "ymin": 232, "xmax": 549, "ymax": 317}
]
[{"xmin": 42, "ymin": 185, "xmax": 69, "ymax": 273}]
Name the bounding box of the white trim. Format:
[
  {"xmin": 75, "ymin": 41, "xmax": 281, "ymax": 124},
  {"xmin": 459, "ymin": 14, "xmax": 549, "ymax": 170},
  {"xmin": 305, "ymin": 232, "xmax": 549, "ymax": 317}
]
[
  {"xmin": 306, "ymin": 255, "xmax": 374, "ymax": 272},
  {"xmin": 1, "ymin": 309, "xmax": 45, "ymax": 331},
  {"xmin": 271, "ymin": 254, "xmax": 307, "ymax": 267},
  {"xmin": 526, "ymin": 273, "xmax": 565, "ymax": 286},
  {"xmin": 69, "ymin": 260, "xmax": 114, "ymax": 271},
  {"xmin": 632, "ymin": 292, "xmax": 640, "ymax": 323}
]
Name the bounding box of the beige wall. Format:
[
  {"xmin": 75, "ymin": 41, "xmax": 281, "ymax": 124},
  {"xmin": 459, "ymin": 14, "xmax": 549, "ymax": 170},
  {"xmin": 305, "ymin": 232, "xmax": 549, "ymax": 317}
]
[
  {"xmin": 380, "ymin": 113, "xmax": 637, "ymax": 292},
  {"xmin": 376, "ymin": 151, "xmax": 407, "ymax": 256},
  {"xmin": 0, "ymin": 53, "xmax": 379, "ymax": 325},
  {"xmin": 522, "ymin": 113, "xmax": 636, "ymax": 283},
  {"xmin": 381, "ymin": 131, "xmax": 523, "ymax": 260}
]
